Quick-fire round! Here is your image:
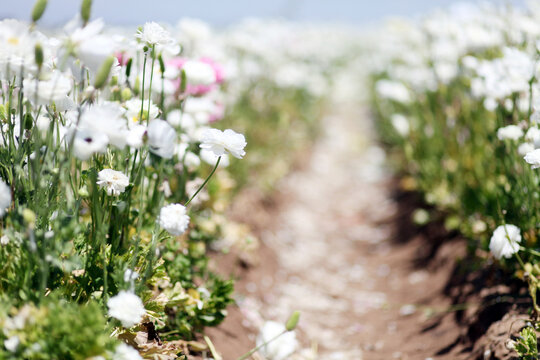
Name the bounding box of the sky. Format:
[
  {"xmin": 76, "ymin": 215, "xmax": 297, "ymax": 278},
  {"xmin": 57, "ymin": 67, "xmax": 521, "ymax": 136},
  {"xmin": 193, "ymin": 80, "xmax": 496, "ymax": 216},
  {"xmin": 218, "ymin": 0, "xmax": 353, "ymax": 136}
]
[{"xmin": 0, "ymin": 0, "xmax": 526, "ymax": 27}]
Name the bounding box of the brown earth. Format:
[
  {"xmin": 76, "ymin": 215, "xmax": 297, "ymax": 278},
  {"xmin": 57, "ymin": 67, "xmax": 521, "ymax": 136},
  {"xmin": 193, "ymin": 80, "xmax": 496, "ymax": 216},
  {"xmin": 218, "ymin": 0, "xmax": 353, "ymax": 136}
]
[{"xmin": 200, "ymin": 104, "xmax": 532, "ymax": 360}]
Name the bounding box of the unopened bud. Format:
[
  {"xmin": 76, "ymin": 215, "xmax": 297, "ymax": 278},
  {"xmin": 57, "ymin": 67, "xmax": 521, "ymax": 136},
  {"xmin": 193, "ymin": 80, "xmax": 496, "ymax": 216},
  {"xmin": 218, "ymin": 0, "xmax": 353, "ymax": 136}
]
[
  {"xmin": 31, "ymin": 0, "xmax": 48, "ymax": 23},
  {"xmin": 22, "ymin": 209, "xmax": 36, "ymax": 228},
  {"xmin": 34, "ymin": 43, "xmax": 44, "ymax": 70},
  {"xmin": 285, "ymin": 311, "xmax": 300, "ymax": 331},
  {"xmin": 81, "ymin": 0, "xmax": 92, "ymax": 25},
  {"xmin": 93, "ymin": 56, "xmax": 114, "ymax": 89},
  {"xmin": 121, "ymin": 88, "xmax": 132, "ymax": 101}
]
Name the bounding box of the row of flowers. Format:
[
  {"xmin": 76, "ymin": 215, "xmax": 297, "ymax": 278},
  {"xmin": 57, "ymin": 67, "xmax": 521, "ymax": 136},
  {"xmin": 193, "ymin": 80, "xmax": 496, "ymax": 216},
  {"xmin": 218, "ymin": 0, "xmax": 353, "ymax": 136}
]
[
  {"xmin": 369, "ymin": 1, "xmax": 540, "ymax": 352},
  {"xmin": 0, "ymin": 1, "xmax": 363, "ymax": 359}
]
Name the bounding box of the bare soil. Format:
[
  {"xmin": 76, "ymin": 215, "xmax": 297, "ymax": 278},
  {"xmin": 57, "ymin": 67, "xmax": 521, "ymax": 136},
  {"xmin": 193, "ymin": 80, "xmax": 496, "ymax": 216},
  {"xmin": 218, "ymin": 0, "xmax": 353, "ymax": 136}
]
[{"xmin": 201, "ymin": 105, "xmax": 532, "ymax": 360}]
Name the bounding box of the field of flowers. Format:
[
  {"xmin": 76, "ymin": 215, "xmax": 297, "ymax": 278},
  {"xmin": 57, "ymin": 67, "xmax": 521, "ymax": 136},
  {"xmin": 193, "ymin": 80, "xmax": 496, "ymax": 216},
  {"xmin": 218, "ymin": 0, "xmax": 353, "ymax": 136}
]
[
  {"xmin": 8, "ymin": 0, "xmax": 540, "ymax": 358},
  {"xmin": 370, "ymin": 2, "xmax": 540, "ymax": 356},
  {"xmin": 0, "ymin": 1, "xmax": 364, "ymax": 359}
]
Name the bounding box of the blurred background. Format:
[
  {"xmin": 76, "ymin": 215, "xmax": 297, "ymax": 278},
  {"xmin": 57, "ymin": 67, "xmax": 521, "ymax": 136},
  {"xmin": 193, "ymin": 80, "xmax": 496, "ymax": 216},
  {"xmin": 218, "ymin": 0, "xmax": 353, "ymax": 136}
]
[{"xmin": 0, "ymin": 0, "xmax": 526, "ymax": 26}]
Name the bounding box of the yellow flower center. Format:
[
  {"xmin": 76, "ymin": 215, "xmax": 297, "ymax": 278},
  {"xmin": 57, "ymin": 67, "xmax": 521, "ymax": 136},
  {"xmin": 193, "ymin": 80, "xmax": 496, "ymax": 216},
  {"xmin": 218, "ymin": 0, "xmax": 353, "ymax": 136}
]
[{"xmin": 7, "ymin": 37, "xmax": 19, "ymax": 46}]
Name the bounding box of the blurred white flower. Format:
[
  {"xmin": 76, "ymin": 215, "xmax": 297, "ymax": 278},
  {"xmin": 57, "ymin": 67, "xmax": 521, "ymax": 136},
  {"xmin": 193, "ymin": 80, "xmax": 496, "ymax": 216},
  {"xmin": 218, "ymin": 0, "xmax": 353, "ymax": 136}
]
[
  {"xmin": 97, "ymin": 169, "xmax": 129, "ymax": 196},
  {"xmin": 159, "ymin": 203, "xmax": 190, "ymax": 236},
  {"xmin": 107, "ymin": 291, "xmax": 146, "ymax": 327},
  {"xmin": 127, "ymin": 125, "xmax": 147, "ymax": 149},
  {"xmin": 200, "ymin": 128, "xmax": 246, "ymax": 159},
  {"xmin": 489, "ymin": 224, "xmax": 521, "ymax": 259},
  {"xmin": 124, "ymin": 269, "xmax": 139, "ymax": 283},
  {"xmin": 24, "ymin": 71, "xmax": 73, "ymax": 106},
  {"xmin": 200, "ymin": 149, "xmax": 229, "ymax": 167},
  {"xmin": 256, "ymin": 321, "xmax": 298, "ymax": 360},
  {"xmin": 79, "ymin": 103, "xmax": 129, "ymax": 149},
  {"xmin": 113, "ymin": 343, "xmax": 143, "ymax": 360},
  {"xmin": 147, "ymin": 120, "xmax": 176, "ymax": 159},
  {"xmin": 524, "ymin": 149, "xmax": 540, "ymax": 169},
  {"xmin": 182, "ymin": 60, "xmax": 216, "ymax": 86},
  {"xmin": 0, "ymin": 180, "xmax": 11, "ymax": 217},
  {"xmin": 525, "ymin": 127, "xmax": 540, "ymax": 148},
  {"xmin": 391, "ymin": 114, "xmax": 410, "ymax": 136},
  {"xmin": 4, "ymin": 336, "xmax": 19, "ymax": 352},
  {"xmin": 125, "ymin": 99, "xmax": 160, "ymax": 126},
  {"xmin": 497, "ymin": 125, "xmax": 523, "ymax": 141},
  {"xmin": 70, "ymin": 127, "xmax": 109, "ymax": 160},
  {"xmin": 136, "ymin": 22, "xmax": 174, "ymax": 46},
  {"xmin": 518, "ymin": 142, "xmax": 535, "ymax": 156},
  {"xmin": 375, "ymin": 80, "xmax": 411, "ymax": 103}
]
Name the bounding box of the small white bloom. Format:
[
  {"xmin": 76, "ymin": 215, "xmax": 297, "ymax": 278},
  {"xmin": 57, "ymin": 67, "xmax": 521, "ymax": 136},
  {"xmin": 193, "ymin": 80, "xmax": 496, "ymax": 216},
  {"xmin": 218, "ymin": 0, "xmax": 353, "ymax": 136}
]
[
  {"xmin": 497, "ymin": 125, "xmax": 523, "ymax": 141},
  {"xmin": 107, "ymin": 291, "xmax": 146, "ymax": 328},
  {"xmin": 200, "ymin": 128, "xmax": 246, "ymax": 159},
  {"xmin": 113, "ymin": 343, "xmax": 143, "ymax": 360},
  {"xmin": 256, "ymin": 321, "xmax": 297, "ymax": 360},
  {"xmin": 136, "ymin": 22, "xmax": 173, "ymax": 46},
  {"xmin": 526, "ymin": 127, "xmax": 540, "ymax": 148},
  {"xmin": 524, "ymin": 149, "xmax": 540, "ymax": 169},
  {"xmin": 97, "ymin": 169, "xmax": 129, "ymax": 196},
  {"xmin": 4, "ymin": 336, "xmax": 19, "ymax": 352},
  {"xmin": 489, "ymin": 224, "xmax": 521, "ymax": 260},
  {"xmin": 0, "ymin": 180, "xmax": 11, "ymax": 217},
  {"xmin": 147, "ymin": 120, "xmax": 176, "ymax": 159},
  {"xmin": 159, "ymin": 203, "xmax": 190, "ymax": 236}
]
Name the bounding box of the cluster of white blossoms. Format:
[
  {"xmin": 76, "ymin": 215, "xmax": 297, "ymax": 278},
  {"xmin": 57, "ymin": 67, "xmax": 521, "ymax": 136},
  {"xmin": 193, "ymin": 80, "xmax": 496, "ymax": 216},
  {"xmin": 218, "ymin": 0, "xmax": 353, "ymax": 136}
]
[
  {"xmin": 158, "ymin": 204, "xmax": 190, "ymax": 236},
  {"xmin": 107, "ymin": 291, "xmax": 146, "ymax": 328},
  {"xmin": 97, "ymin": 169, "xmax": 130, "ymax": 196}
]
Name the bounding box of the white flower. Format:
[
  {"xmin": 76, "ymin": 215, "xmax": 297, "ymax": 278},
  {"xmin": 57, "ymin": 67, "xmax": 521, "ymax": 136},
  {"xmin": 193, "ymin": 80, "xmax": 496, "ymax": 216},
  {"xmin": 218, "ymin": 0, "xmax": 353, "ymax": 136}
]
[
  {"xmin": 489, "ymin": 224, "xmax": 521, "ymax": 259},
  {"xmin": 136, "ymin": 22, "xmax": 173, "ymax": 46},
  {"xmin": 159, "ymin": 204, "xmax": 190, "ymax": 236},
  {"xmin": 4, "ymin": 336, "xmax": 20, "ymax": 352},
  {"xmin": 113, "ymin": 343, "xmax": 143, "ymax": 360},
  {"xmin": 524, "ymin": 149, "xmax": 540, "ymax": 169},
  {"xmin": 256, "ymin": 321, "xmax": 297, "ymax": 360},
  {"xmin": 200, "ymin": 128, "xmax": 246, "ymax": 159},
  {"xmin": 127, "ymin": 125, "xmax": 147, "ymax": 149},
  {"xmin": 200, "ymin": 149, "xmax": 229, "ymax": 167},
  {"xmin": 497, "ymin": 125, "xmax": 523, "ymax": 141},
  {"xmin": 24, "ymin": 71, "xmax": 73, "ymax": 106},
  {"xmin": 375, "ymin": 80, "xmax": 411, "ymax": 103},
  {"xmin": 391, "ymin": 114, "xmax": 410, "ymax": 136},
  {"xmin": 107, "ymin": 291, "xmax": 146, "ymax": 328},
  {"xmin": 124, "ymin": 99, "xmax": 160, "ymax": 126},
  {"xmin": 124, "ymin": 269, "xmax": 139, "ymax": 283},
  {"xmin": 518, "ymin": 142, "xmax": 535, "ymax": 156},
  {"xmin": 0, "ymin": 180, "xmax": 11, "ymax": 217},
  {"xmin": 147, "ymin": 120, "xmax": 176, "ymax": 159},
  {"xmin": 97, "ymin": 169, "xmax": 129, "ymax": 196},
  {"xmin": 70, "ymin": 127, "xmax": 109, "ymax": 160},
  {"xmin": 526, "ymin": 127, "xmax": 540, "ymax": 148},
  {"xmin": 182, "ymin": 60, "xmax": 216, "ymax": 86}
]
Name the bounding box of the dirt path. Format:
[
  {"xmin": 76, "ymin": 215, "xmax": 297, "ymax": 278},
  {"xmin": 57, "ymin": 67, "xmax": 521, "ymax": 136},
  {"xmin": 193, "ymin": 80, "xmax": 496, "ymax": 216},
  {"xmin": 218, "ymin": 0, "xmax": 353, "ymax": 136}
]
[{"xmin": 208, "ymin": 103, "xmax": 471, "ymax": 359}]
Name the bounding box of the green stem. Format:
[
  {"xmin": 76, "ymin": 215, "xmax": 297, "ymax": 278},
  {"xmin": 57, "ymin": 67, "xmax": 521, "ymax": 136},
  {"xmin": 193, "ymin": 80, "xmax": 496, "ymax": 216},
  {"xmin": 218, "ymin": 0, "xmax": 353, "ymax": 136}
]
[{"xmin": 185, "ymin": 156, "xmax": 221, "ymax": 206}]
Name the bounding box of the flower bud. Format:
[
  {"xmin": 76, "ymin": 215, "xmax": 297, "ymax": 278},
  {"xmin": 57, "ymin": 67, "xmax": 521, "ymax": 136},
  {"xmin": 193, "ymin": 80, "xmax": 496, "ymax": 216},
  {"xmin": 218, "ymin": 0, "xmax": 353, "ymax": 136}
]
[
  {"xmin": 158, "ymin": 54, "xmax": 165, "ymax": 74},
  {"xmin": 31, "ymin": 0, "xmax": 48, "ymax": 23},
  {"xmin": 94, "ymin": 56, "xmax": 115, "ymax": 89},
  {"xmin": 22, "ymin": 209, "xmax": 36, "ymax": 228},
  {"xmin": 81, "ymin": 0, "xmax": 92, "ymax": 25},
  {"xmin": 285, "ymin": 311, "xmax": 300, "ymax": 331},
  {"xmin": 121, "ymin": 88, "xmax": 132, "ymax": 101},
  {"xmin": 34, "ymin": 43, "xmax": 44, "ymax": 70}
]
